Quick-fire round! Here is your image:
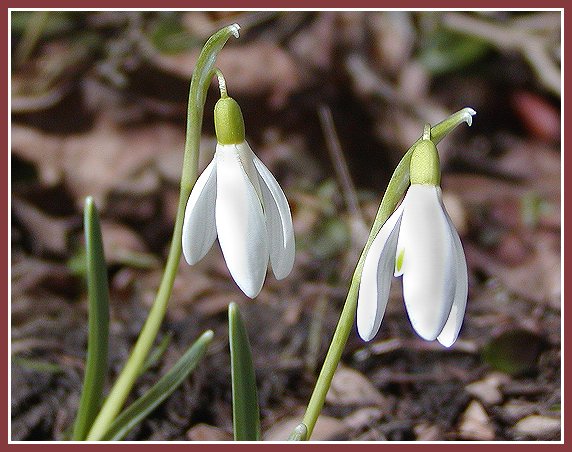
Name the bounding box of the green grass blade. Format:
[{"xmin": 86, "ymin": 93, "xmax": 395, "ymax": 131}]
[
  {"xmin": 229, "ymin": 302, "xmax": 261, "ymax": 441},
  {"xmin": 72, "ymin": 196, "xmax": 110, "ymax": 440},
  {"xmin": 101, "ymin": 330, "xmax": 213, "ymax": 441}
]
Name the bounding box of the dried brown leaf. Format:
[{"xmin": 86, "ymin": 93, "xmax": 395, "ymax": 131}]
[
  {"xmin": 99, "ymin": 222, "xmax": 158, "ymax": 268},
  {"xmin": 513, "ymin": 415, "xmax": 561, "ymax": 440},
  {"xmin": 326, "ymin": 365, "xmax": 387, "ymax": 408},
  {"xmin": 186, "ymin": 423, "xmax": 233, "ymax": 441},
  {"xmin": 12, "ymin": 197, "xmax": 71, "ymax": 255},
  {"xmin": 511, "ymin": 91, "xmax": 560, "ymax": 143},
  {"xmin": 458, "ymin": 400, "xmax": 495, "ymax": 440},
  {"xmin": 288, "ymin": 13, "xmax": 336, "ymax": 71},
  {"xmin": 468, "ymin": 232, "xmax": 560, "ymax": 308},
  {"xmin": 465, "ymin": 372, "xmax": 510, "ymax": 406},
  {"xmin": 11, "ymin": 119, "xmax": 184, "ymax": 208},
  {"xmin": 150, "ymin": 42, "xmax": 304, "ymax": 108},
  {"xmin": 369, "ymin": 12, "xmax": 415, "ymax": 76}
]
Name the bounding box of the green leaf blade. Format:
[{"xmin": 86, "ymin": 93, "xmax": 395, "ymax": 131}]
[
  {"xmin": 229, "ymin": 303, "xmax": 261, "ymax": 441},
  {"xmin": 101, "ymin": 330, "xmax": 213, "ymax": 441},
  {"xmin": 72, "ymin": 196, "xmax": 110, "ymax": 440}
]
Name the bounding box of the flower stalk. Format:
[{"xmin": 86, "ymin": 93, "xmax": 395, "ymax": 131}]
[
  {"xmin": 85, "ymin": 24, "xmax": 240, "ymax": 441},
  {"xmin": 298, "ymin": 107, "xmax": 475, "ymax": 440}
]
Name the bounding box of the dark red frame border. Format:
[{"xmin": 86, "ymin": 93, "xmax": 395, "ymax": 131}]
[{"xmin": 4, "ymin": 2, "xmax": 567, "ymax": 450}]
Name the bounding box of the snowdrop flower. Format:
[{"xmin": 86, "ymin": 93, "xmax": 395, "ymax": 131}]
[
  {"xmin": 357, "ymin": 130, "xmax": 468, "ymax": 347},
  {"xmin": 182, "ymin": 85, "xmax": 295, "ymax": 298}
]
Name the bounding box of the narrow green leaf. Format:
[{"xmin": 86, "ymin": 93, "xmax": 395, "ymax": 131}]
[
  {"xmin": 419, "ymin": 29, "xmax": 490, "ymax": 75},
  {"xmin": 101, "ymin": 330, "xmax": 214, "ymax": 441},
  {"xmin": 139, "ymin": 332, "xmax": 173, "ymax": 377},
  {"xmin": 229, "ymin": 302, "xmax": 261, "ymax": 441},
  {"xmin": 482, "ymin": 329, "xmax": 543, "ymax": 376},
  {"xmin": 12, "ymin": 356, "xmax": 64, "ymax": 374},
  {"xmin": 149, "ymin": 15, "xmax": 200, "ymax": 54},
  {"xmin": 72, "ymin": 196, "xmax": 110, "ymax": 441}
]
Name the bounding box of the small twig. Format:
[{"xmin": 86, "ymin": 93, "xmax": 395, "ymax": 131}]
[
  {"xmin": 512, "ymin": 12, "xmax": 561, "ymax": 33},
  {"xmin": 502, "ymin": 382, "xmax": 553, "ymax": 397},
  {"xmin": 318, "ymin": 104, "xmax": 367, "ymax": 228},
  {"xmin": 211, "ymin": 11, "xmax": 281, "ymax": 36},
  {"xmin": 11, "ymin": 338, "xmax": 64, "ymax": 355},
  {"xmin": 318, "ymin": 104, "xmax": 370, "ymax": 275},
  {"xmin": 11, "ymin": 83, "xmax": 73, "ymax": 114},
  {"xmin": 354, "ymin": 337, "xmax": 479, "ymax": 362},
  {"xmin": 304, "ymin": 295, "xmax": 329, "ymax": 375},
  {"xmin": 345, "ymin": 54, "xmax": 449, "ymax": 125},
  {"xmin": 522, "ymin": 40, "xmax": 561, "ymax": 97}
]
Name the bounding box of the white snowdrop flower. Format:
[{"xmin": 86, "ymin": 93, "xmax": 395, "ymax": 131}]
[
  {"xmin": 182, "ymin": 92, "xmax": 295, "ymax": 298},
  {"xmin": 357, "ymin": 135, "xmax": 468, "ymax": 347}
]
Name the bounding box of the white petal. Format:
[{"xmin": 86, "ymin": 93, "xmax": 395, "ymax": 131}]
[
  {"xmin": 182, "ymin": 159, "xmax": 217, "ymax": 265},
  {"xmin": 356, "ymin": 205, "xmax": 404, "ymax": 341},
  {"xmin": 253, "ymin": 155, "xmax": 295, "ymax": 280},
  {"xmin": 437, "ymin": 205, "xmax": 468, "ymax": 347},
  {"xmin": 216, "ymin": 144, "xmax": 269, "ymax": 298},
  {"xmin": 398, "ymin": 185, "xmax": 456, "ymax": 341}
]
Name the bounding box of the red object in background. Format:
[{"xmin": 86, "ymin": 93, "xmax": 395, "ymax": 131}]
[{"xmin": 511, "ymin": 91, "xmax": 561, "ymax": 143}]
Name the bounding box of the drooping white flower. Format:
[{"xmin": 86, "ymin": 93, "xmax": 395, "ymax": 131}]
[
  {"xmin": 357, "ymin": 137, "xmax": 468, "ymax": 347},
  {"xmin": 182, "ymin": 94, "xmax": 295, "ymax": 298}
]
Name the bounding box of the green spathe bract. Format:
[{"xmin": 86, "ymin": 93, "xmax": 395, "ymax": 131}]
[{"xmin": 410, "ymin": 139, "xmax": 441, "ymax": 186}]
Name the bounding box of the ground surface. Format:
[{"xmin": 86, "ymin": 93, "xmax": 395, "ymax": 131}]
[{"xmin": 11, "ymin": 11, "xmax": 561, "ymax": 441}]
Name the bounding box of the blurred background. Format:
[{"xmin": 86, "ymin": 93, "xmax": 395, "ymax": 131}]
[{"xmin": 11, "ymin": 11, "xmax": 561, "ymax": 441}]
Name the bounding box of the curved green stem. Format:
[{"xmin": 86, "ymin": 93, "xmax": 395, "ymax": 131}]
[
  {"xmin": 85, "ymin": 23, "xmax": 240, "ymax": 441},
  {"xmin": 300, "ymin": 107, "xmax": 476, "ymax": 439}
]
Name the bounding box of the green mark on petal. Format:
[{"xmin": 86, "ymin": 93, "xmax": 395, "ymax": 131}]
[{"xmin": 396, "ymin": 248, "xmax": 405, "ymax": 274}]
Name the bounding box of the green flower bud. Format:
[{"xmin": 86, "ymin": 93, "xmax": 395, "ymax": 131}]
[
  {"xmin": 214, "ymin": 96, "xmax": 245, "ymax": 145},
  {"xmin": 409, "ymin": 139, "xmax": 441, "ymax": 186}
]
